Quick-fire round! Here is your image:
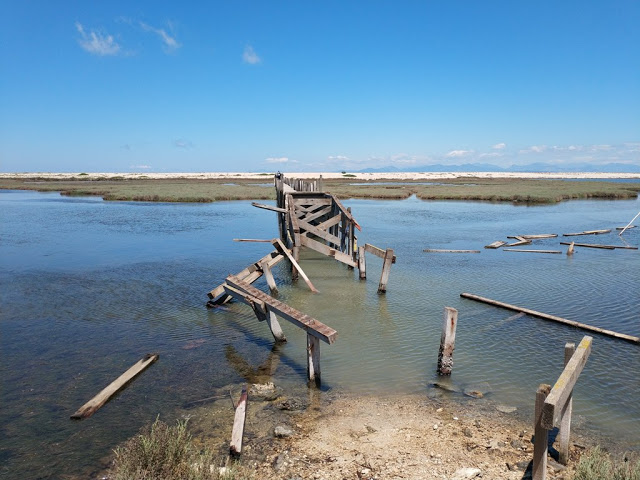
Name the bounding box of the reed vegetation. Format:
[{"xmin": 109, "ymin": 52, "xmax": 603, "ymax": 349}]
[
  {"xmin": 572, "ymin": 446, "xmax": 640, "ymax": 480},
  {"xmin": 0, "ymin": 176, "xmax": 637, "ymax": 204}
]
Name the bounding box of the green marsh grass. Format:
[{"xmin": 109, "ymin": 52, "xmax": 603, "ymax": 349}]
[{"xmin": 573, "ymin": 446, "xmax": 640, "ymax": 480}]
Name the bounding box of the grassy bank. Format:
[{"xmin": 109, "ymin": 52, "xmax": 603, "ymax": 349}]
[{"xmin": 0, "ymin": 175, "xmax": 638, "ymax": 204}]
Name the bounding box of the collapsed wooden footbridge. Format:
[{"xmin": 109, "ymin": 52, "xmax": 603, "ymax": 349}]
[{"xmin": 206, "ymin": 174, "xmax": 396, "ymax": 386}]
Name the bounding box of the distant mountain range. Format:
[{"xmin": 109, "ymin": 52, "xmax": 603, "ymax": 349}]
[{"xmin": 359, "ymin": 162, "xmax": 640, "ymax": 173}]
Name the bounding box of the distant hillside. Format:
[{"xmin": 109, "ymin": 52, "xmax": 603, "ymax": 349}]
[{"xmin": 358, "ymin": 162, "xmax": 640, "ymax": 173}]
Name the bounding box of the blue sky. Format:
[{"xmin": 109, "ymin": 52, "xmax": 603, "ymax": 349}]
[{"xmin": 1, "ymin": 1, "xmax": 638, "ymax": 173}]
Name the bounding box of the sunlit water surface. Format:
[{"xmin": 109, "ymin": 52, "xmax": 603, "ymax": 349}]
[{"xmin": 1, "ymin": 190, "xmax": 639, "ymax": 479}]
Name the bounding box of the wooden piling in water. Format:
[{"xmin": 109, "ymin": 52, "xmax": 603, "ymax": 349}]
[
  {"xmin": 533, "ymin": 384, "xmax": 551, "ymax": 480},
  {"xmin": 260, "ymin": 260, "xmax": 278, "ymax": 295},
  {"xmin": 437, "ymin": 307, "xmax": 458, "ymax": 375},
  {"xmin": 307, "ymin": 334, "xmax": 321, "ymax": 387},
  {"xmin": 358, "ymin": 245, "xmax": 366, "ymax": 279},
  {"xmin": 378, "ymin": 248, "xmax": 394, "ymax": 294},
  {"xmin": 71, "ymin": 354, "xmax": 158, "ymax": 419},
  {"xmin": 460, "ymin": 293, "xmax": 640, "ymax": 344}
]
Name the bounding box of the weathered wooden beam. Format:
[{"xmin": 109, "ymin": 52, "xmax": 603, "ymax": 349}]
[
  {"xmin": 292, "ymin": 197, "xmax": 332, "ymax": 206},
  {"xmin": 272, "ymin": 238, "xmax": 318, "ymax": 293},
  {"xmin": 296, "ymin": 205, "xmax": 333, "ymax": 223},
  {"xmin": 618, "ymin": 211, "xmax": 639, "ymax": 235},
  {"xmin": 233, "ymin": 238, "xmax": 274, "ymax": 243},
  {"xmin": 260, "ymin": 260, "xmax": 278, "ymax": 295},
  {"xmin": 377, "ymin": 248, "xmax": 394, "ymax": 294},
  {"xmin": 226, "ymin": 276, "xmax": 337, "ymax": 344},
  {"xmin": 437, "ymin": 307, "xmax": 458, "ymax": 375},
  {"xmin": 363, "ymin": 243, "xmax": 397, "ymax": 263},
  {"xmin": 316, "ymin": 215, "xmax": 341, "ymax": 231},
  {"xmin": 533, "ymin": 384, "xmax": 551, "ymax": 480},
  {"xmin": 251, "ymin": 202, "xmax": 288, "ymax": 214},
  {"xmin": 563, "ymin": 229, "xmax": 610, "ymax": 236},
  {"xmin": 307, "ymin": 334, "xmax": 321, "ymax": 387},
  {"xmin": 485, "ymin": 240, "xmax": 507, "ymax": 249},
  {"xmin": 298, "ymin": 219, "xmax": 341, "ymax": 246},
  {"xmin": 358, "ymin": 245, "xmax": 366, "ymax": 279},
  {"xmin": 507, "ymin": 234, "xmax": 558, "ymax": 239},
  {"xmin": 332, "ymin": 195, "xmax": 361, "ymax": 231},
  {"xmin": 229, "ymin": 385, "xmax": 248, "ymax": 457},
  {"xmin": 300, "ymin": 235, "xmax": 358, "ymax": 268},
  {"xmin": 541, "ymin": 336, "xmax": 592, "ymax": 429},
  {"xmin": 71, "ymin": 354, "xmax": 158, "ymax": 419},
  {"xmin": 460, "ymin": 293, "xmax": 640, "ymax": 344},
  {"xmin": 503, "ymin": 249, "xmax": 562, "ymax": 254},
  {"xmin": 423, "ymin": 249, "xmax": 481, "ymax": 253},
  {"xmin": 559, "ymin": 242, "xmax": 636, "ymax": 250},
  {"xmin": 558, "ymin": 342, "xmax": 576, "ymax": 465},
  {"xmin": 506, "ymin": 236, "xmax": 532, "ymax": 247}
]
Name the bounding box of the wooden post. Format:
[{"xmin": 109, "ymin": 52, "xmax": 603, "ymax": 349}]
[
  {"xmin": 272, "ymin": 238, "xmax": 319, "ymax": 293},
  {"xmin": 566, "ymin": 242, "xmax": 575, "ymax": 256},
  {"xmin": 260, "ymin": 260, "xmax": 278, "ymax": 295},
  {"xmin": 266, "ymin": 310, "xmax": 287, "ymax": 343},
  {"xmin": 377, "ymin": 248, "xmax": 394, "ymax": 294},
  {"xmin": 358, "ymin": 246, "xmax": 366, "ymax": 279},
  {"xmin": 71, "ymin": 354, "xmax": 159, "ymax": 419},
  {"xmin": 318, "ymin": 175, "xmax": 324, "ymax": 192},
  {"xmin": 230, "ymin": 384, "xmax": 248, "ymax": 457},
  {"xmin": 307, "ymin": 334, "xmax": 321, "ymax": 387},
  {"xmin": 558, "ymin": 342, "xmax": 576, "ymax": 465},
  {"xmin": 437, "ymin": 307, "xmax": 458, "ymax": 375},
  {"xmin": 533, "ymin": 384, "xmax": 551, "ymax": 480}
]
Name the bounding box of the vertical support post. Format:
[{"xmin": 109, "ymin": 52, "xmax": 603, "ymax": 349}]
[
  {"xmin": 318, "ymin": 175, "xmax": 324, "ymax": 193},
  {"xmin": 566, "ymin": 241, "xmax": 575, "ymax": 256},
  {"xmin": 266, "ymin": 310, "xmax": 287, "ymax": 343},
  {"xmin": 358, "ymin": 246, "xmax": 366, "ymax": 279},
  {"xmin": 307, "ymin": 334, "xmax": 321, "ymax": 387},
  {"xmin": 437, "ymin": 307, "xmax": 458, "ymax": 375},
  {"xmin": 348, "ymin": 207, "xmax": 355, "ymax": 262},
  {"xmin": 533, "ymin": 383, "xmax": 551, "ymax": 480},
  {"xmin": 260, "ymin": 260, "xmax": 278, "ymax": 295},
  {"xmin": 558, "ymin": 342, "xmax": 576, "ymax": 465},
  {"xmin": 377, "ymin": 248, "xmax": 394, "ymax": 294}
]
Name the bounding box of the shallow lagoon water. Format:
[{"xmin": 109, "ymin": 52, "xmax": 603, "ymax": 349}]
[{"xmin": 1, "ymin": 190, "xmax": 639, "ymax": 479}]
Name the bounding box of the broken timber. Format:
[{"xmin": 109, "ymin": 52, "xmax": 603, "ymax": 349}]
[
  {"xmin": 485, "ymin": 240, "xmax": 507, "ymax": 249},
  {"xmin": 423, "ymin": 249, "xmax": 481, "ymax": 253},
  {"xmin": 559, "ymin": 242, "xmax": 637, "ymax": 250},
  {"xmin": 71, "ymin": 354, "xmax": 159, "ymax": 419},
  {"xmin": 229, "ymin": 384, "xmax": 248, "ymax": 457},
  {"xmin": 460, "ymin": 293, "xmax": 640, "ymax": 344},
  {"xmin": 503, "ymin": 249, "xmax": 562, "ymax": 254}
]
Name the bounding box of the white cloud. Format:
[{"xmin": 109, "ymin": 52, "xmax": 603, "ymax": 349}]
[
  {"xmin": 266, "ymin": 157, "xmax": 296, "ymax": 164},
  {"xmin": 446, "ymin": 150, "xmax": 473, "ymax": 157},
  {"xmin": 140, "ymin": 22, "xmax": 180, "ymax": 53},
  {"xmin": 492, "ymin": 142, "xmax": 506, "ymax": 150},
  {"xmin": 174, "ymin": 138, "xmax": 193, "ymax": 149},
  {"xmin": 243, "ymin": 45, "xmax": 261, "ymax": 64},
  {"xmin": 519, "ymin": 145, "xmax": 547, "ymax": 154},
  {"xmin": 328, "ymin": 155, "xmax": 349, "ymax": 161},
  {"xmin": 75, "ymin": 22, "xmax": 120, "ymax": 56}
]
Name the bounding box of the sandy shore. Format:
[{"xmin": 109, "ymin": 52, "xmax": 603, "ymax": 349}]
[{"xmin": 1, "ymin": 171, "xmax": 639, "ymax": 181}]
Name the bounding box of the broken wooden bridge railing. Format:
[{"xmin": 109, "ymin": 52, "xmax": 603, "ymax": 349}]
[{"xmin": 533, "ymin": 336, "xmax": 592, "ymax": 480}]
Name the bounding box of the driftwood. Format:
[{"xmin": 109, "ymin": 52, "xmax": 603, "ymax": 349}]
[
  {"xmin": 507, "ymin": 234, "xmax": 557, "ymax": 239},
  {"xmin": 503, "ymin": 249, "xmax": 562, "ymax": 254},
  {"xmin": 485, "ymin": 240, "xmax": 507, "ymax": 249},
  {"xmin": 559, "ymin": 242, "xmax": 637, "ymax": 250},
  {"xmin": 229, "ymin": 385, "xmax": 248, "ymax": 457},
  {"xmin": 71, "ymin": 354, "xmax": 159, "ymax": 419},
  {"xmin": 563, "ymin": 229, "xmax": 610, "ymax": 236},
  {"xmin": 423, "ymin": 249, "xmax": 481, "ymax": 253},
  {"xmin": 460, "ymin": 293, "xmax": 639, "ymax": 344}
]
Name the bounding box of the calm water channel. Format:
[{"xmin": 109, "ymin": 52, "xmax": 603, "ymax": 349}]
[{"xmin": 1, "ymin": 190, "xmax": 639, "ymax": 479}]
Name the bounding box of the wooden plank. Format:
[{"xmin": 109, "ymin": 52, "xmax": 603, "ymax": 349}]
[
  {"xmin": 423, "ymin": 249, "xmax": 481, "ymax": 253},
  {"xmin": 251, "ymin": 202, "xmax": 287, "ymax": 214},
  {"xmin": 233, "ymin": 238, "xmax": 273, "ymax": 243},
  {"xmin": 363, "ymin": 243, "xmax": 397, "ymax": 263},
  {"xmin": 485, "ymin": 240, "xmax": 507, "ymax": 249},
  {"xmin": 541, "ymin": 336, "xmax": 592, "ymax": 429},
  {"xmin": 296, "ymin": 205, "xmax": 333, "ymax": 223},
  {"xmin": 437, "ymin": 307, "xmax": 458, "ymax": 375},
  {"xmin": 229, "ymin": 385, "xmax": 248, "ymax": 457},
  {"xmin": 559, "ymin": 242, "xmax": 637, "ymax": 250},
  {"xmin": 533, "ymin": 384, "xmax": 551, "ymax": 480},
  {"xmin": 503, "ymin": 249, "xmax": 562, "ymax": 254},
  {"xmin": 583, "ymin": 229, "xmax": 611, "ymax": 234},
  {"xmin": 617, "ymin": 225, "xmax": 636, "ymax": 230},
  {"xmin": 332, "ymin": 195, "xmax": 361, "ymax": 231},
  {"xmin": 298, "ymin": 218, "xmax": 341, "ymax": 246},
  {"xmin": 292, "ymin": 197, "xmax": 332, "ymax": 206},
  {"xmin": 71, "ymin": 354, "xmax": 158, "ymax": 419},
  {"xmin": 506, "ymin": 236, "xmax": 532, "ymax": 247},
  {"xmin": 460, "ymin": 293, "xmax": 640, "ymax": 344},
  {"xmin": 226, "ymin": 276, "xmax": 337, "ymax": 344},
  {"xmin": 260, "ymin": 260, "xmax": 278, "ymax": 295},
  {"xmin": 316, "ymin": 215, "xmax": 341, "ymax": 231},
  {"xmin": 558, "ymin": 342, "xmax": 576, "ymax": 465},
  {"xmin": 507, "ymin": 234, "xmax": 558, "ymax": 239},
  {"xmin": 272, "ymin": 238, "xmax": 319, "ymax": 293},
  {"xmin": 300, "ymin": 235, "xmax": 358, "ymax": 268},
  {"xmin": 377, "ymin": 248, "xmax": 394, "ymax": 294},
  {"xmin": 223, "ymin": 284, "xmax": 267, "ymax": 314},
  {"xmin": 358, "ymin": 245, "xmax": 366, "ymax": 279}
]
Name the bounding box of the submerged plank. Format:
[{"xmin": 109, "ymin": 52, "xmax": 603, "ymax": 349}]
[
  {"xmin": 71, "ymin": 354, "xmax": 159, "ymax": 419},
  {"xmin": 251, "ymin": 202, "xmax": 288, "ymax": 214},
  {"xmin": 460, "ymin": 293, "xmax": 640, "ymax": 344}
]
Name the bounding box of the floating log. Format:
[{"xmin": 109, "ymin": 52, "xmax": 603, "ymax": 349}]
[
  {"xmin": 616, "ymin": 225, "xmax": 636, "ymax": 230},
  {"xmin": 507, "ymin": 234, "xmax": 558, "ymax": 239},
  {"xmin": 460, "ymin": 293, "xmax": 640, "ymax": 344},
  {"xmin": 485, "ymin": 240, "xmax": 507, "ymax": 249},
  {"xmin": 251, "ymin": 202, "xmax": 288, "ymax": 214},
  {"xmin": 71, "ymin": 354, "xmax": 159, "ymax": 419},
  {"xmin": 559, "ymin": 242, "xmax": 637, "ymax": 250},
  {"xmin": 563, "ymin": 229, "xmax": 611, "ymax": 236},
  {"xmin": 503, "ymin": 249, "xmax": 562, "ymax": 254},
  {"xmin": 230, "ymin": 385, "xmax": 248, "ymax": 457},
  {"xmin": 423, "ymin": 249, "xmax": 481, "ymax": 253}
]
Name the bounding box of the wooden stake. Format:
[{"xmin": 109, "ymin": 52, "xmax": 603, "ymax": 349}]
[
  {"xmin": 533, "ymin": 384, "xmax": 551, "ymax": 480},
  {"xmin": 566, "ymin": 242, "xmax": 575, "ymax": 256},
  {"xmin": 272, "ymin": 238, "xmax": 319, "ymax": 293},
  {"xmin": 358, "ymin": 245, "xmax": 366, "ymax": 279},
  {"xmin": 307, "ymin": 334, "xmax": 321, "ymax": 387},
  {"xmin": 71, "ymin": 354, "xmax": 158, "ymax": 419},
  {"xmin": 437, "ymin": 307, "xmax": 458, "ymax": 375},
  {"xmin": 460, "ymin": 293, "xmax": 639, "ymax": 344},
  {"xmin": 266, "ymin": 310, "xmax": 287, "ymax": 343},
  {"xmin": 229, "ymin": 385, "xmax": 248, "ymax": 457},
  {"xmin": 377, "ymin": 248, "xmax": 394, "ymax": 294},
  {"xmin": 558, "ymin": 342, "xmax": 576, "ymax": 465}
]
